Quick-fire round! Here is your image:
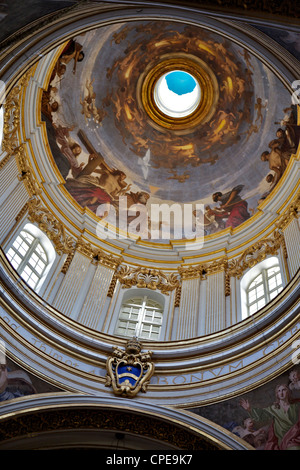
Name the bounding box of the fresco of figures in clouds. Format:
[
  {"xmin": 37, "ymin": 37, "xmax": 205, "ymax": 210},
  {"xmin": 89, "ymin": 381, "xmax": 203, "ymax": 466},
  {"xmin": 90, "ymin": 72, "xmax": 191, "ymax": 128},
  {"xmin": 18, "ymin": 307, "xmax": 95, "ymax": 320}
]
[{"xmin": 42, "ymin": 21, "xmax": 300, "ymax": 238}]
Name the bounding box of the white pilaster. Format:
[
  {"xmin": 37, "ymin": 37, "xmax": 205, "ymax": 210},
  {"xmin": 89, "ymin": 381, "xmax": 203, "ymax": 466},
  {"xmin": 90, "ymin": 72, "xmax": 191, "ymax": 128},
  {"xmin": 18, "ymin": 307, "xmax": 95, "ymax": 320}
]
[
  {"xmin": 77, "ymin": 263, "xmax": 114, "ymax": 330},
  {"xmin": 205, "ymin": 270, "xmax": 226, "ymax": 334},
  {"xmin": 176, "ymin": 277, "xmax": 201, "ymax": 340},
  {"xmin": 283, "ymin": 218, "xmax": 300, "ymax": 278},
  {"xmin": 0, "ymin": 180, "xmax": 28, "ymax": 243},
  {"xmin": 52, "ymin": 250, "xmax": 91, "ymax": 317}
]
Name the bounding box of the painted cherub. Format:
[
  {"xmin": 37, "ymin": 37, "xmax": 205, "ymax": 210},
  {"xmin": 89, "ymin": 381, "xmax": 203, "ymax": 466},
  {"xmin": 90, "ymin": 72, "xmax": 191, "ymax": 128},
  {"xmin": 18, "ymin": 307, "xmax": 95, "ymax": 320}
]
[
  {"xmin": 289, "ymin": 369, "xmax": 300, "ymax": 391},
  {"xmin": 255, "ymin": 97, "xmax": 268, "ymax": 125}
]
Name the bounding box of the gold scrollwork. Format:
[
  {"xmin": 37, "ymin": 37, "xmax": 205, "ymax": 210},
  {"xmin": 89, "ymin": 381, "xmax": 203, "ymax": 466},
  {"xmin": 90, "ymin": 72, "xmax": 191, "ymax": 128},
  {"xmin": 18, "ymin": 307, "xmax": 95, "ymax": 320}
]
[
  {"xmin": 105, "ymin": 338, "xmax": 154, "ymax": 398},
  {"xmin": 107, "ymin": 273, "xmax": 118, "ymax": 298},
  {"xmin": 27, "ymin": 197, "xmax": 75, "ymax": 255},
  {"xmin": 2, "ymin": 68, "xmax": 34, "ymax": 157},
  {"xmin": 275, "ymin": 191, "xmax": 300, "ymax": 231},
  {"xmin": 76, "ymin": 236, "xmax": 123, "ymax": 269},
  {"xmin": 228, "ymin": 232, "xmax": 284, "ymax": 279},
  {"xmin": 116, "ymin": 265, "xmax": 180, "ymax": 295},
  {"xmin": 15, "ymin": 144, "xmax": 41, "ymax": 197}
]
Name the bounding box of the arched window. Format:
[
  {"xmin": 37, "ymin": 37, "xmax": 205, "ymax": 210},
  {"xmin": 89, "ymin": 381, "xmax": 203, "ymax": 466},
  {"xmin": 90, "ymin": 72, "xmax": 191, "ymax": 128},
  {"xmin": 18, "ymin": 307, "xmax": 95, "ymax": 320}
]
[
  {"xmin": 241, "ymin": 257, "xmax": 284, "ymax": 318},
  {"xmin": 5, "ymin": 224, "xmax": 55, "ymax": 291},
  {"xmin": 115, "ymin": 294, "xmax": 164, "ymax": 340}
]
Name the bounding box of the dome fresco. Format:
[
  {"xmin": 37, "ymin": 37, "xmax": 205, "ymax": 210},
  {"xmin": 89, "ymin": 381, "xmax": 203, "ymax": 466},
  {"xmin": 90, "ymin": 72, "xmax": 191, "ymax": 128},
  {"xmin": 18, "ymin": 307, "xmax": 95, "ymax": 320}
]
[{"xmin": 41, "ymin": 20, "xmax": 300, "ymax": 240}]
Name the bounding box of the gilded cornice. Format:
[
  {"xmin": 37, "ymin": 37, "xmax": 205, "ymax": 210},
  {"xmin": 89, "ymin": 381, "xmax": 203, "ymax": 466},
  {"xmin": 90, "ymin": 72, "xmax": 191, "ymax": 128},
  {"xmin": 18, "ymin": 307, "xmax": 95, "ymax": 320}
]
[
  {"xmin": 205, "ymin": 257, "xmax": 228, "ymax": 275},
  {"xmin": 1, "ymin": 68, "xmax": 33, "ymax": 155},
  {"xmin": 178, "ymin": 264, "xmax": 206, "ymax": 280},
  {"xmin": 27, "ymin": 197, "xmax": 75, "ymax": 256},
  {"xmin": 227, "ymin": 231, "xmax": 285, "ymax": 280},
  {"xmin": 275, "ymin": 191, "xmax": 300, "ymax": 231},
  {"xmin": 76, "ymin": 236, "xmax": 123, "ymax": 270},
  {"xmin": 116, "ymin": 265, "xmax": 180, "ymax": 294}
]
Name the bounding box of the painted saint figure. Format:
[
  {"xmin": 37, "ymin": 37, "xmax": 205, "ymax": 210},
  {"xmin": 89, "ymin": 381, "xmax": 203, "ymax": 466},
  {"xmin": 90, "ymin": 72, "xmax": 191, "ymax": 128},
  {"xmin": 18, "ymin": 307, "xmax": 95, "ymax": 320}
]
[
  {"xmin": 212, "ymin": 184, "xmax": 250, "ymax": 229},
  {"xmin": 240, "ymin": 384, "xmax": 300, "ymax": 450}
]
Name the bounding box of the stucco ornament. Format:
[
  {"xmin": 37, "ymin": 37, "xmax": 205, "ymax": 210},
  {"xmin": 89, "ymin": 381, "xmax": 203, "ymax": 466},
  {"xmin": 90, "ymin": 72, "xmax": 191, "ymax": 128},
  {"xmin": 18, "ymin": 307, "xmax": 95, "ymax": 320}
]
[{"xmin": 105, "ymin": 338, "xmax": 154, "ymax": 398}]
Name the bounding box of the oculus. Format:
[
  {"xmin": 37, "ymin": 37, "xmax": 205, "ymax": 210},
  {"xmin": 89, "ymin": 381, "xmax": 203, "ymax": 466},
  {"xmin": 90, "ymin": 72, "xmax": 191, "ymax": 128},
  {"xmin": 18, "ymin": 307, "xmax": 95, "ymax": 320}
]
[
  {"xmin": 154, "ymin": 70, "xmax": 201, "ymax": 118},
  {"xmin": 140, "ymin": 55, "xmax": 219, "ymax": 132}
]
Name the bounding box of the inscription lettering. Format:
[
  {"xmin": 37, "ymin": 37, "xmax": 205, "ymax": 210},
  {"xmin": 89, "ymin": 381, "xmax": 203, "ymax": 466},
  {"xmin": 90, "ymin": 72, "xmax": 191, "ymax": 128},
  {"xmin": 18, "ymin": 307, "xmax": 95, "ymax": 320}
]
[{"xmin": 31, "ymin": 338, "xmax": 79, "ymax": 368}]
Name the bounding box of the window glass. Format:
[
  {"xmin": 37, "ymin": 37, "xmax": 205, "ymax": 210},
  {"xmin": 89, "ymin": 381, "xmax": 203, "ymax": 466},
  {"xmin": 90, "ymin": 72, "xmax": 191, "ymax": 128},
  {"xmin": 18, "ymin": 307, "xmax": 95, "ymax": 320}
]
[
  {"xmin": 6, "ymin": 229, "xmax": 49, "ymax": 290},
  {"xmin": 246, "ymin": 263, "xmax": 283, "ymax": 316},
  {"xmin": 115, "ymin": 295, "xmax": 163, "ymax": 340}
]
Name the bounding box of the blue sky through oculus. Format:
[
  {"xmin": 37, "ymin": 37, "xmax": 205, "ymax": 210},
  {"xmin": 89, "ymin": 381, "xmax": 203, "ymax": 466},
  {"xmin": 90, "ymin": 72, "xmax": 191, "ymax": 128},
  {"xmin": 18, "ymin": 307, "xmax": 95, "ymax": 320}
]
[{"xmin": 154, "ymin": 70, "xmax": 201, "ymax": 117}]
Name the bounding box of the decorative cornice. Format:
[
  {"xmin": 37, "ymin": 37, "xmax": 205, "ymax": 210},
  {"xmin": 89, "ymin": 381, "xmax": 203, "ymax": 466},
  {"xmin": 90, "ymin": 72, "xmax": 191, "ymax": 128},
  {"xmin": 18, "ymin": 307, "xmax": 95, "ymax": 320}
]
[
  {"xmin": 275, "ymin": 191, "xmax": 300, "ymax": 231},
  {"xmin": 178, "ymin": 264, "xmax": 206, "ymax": 280},
  {"xmin": 227, "ymin": 231, "xmax": 285, "ymax": 279},
  {"xmin": 27, "ymin": 197, "xmax": 75, "ymax": 256},
  {"xmin": 76, "ymin": 236, "xmax": 123, "ymax": 269},
  {"xmin": 1, "ymin": 68, "xmax": 33, "ymax": 156},
  {"xmin": 116, "ymin": 265, "xmax": 180, "ymax": 295}
]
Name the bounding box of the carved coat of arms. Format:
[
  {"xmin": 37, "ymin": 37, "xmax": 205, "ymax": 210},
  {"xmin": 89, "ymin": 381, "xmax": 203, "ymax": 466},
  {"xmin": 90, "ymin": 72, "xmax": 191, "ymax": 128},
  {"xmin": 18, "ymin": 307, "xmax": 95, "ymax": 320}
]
[{"xmin": 105, "ymin": 338, "xmax": 154, "ymax": 398}]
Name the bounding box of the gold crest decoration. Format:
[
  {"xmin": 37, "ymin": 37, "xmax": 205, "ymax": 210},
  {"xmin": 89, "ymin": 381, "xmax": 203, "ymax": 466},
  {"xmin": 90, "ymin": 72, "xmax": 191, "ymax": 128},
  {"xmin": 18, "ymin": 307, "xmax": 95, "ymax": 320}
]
[{"xmin": 105, "ymin": 338, "xmax": 154, "ymax": 398}]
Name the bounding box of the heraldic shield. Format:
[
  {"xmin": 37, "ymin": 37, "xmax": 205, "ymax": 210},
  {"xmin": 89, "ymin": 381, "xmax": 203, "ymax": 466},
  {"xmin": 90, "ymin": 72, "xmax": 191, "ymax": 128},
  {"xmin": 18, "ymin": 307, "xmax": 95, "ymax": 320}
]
[{"xmin": 105, "ymin": 338, "xmax": 154, "ymax": 398}]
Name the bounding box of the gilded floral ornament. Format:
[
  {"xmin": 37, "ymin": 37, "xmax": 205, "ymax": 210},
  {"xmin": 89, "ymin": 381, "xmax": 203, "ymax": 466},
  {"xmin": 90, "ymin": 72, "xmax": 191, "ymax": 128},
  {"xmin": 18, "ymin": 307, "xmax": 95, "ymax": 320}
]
[
  {"xmin": 27, "ymin": 198, "xmax": 75, "ymax": 255},
  {"xmin": 116, "ymin": 265, "xmax": 180, "ymax": 294},
  {"xmin": 76, "ymin": 236, "xmax": 123, "ymax": 269},
  {"xmin": 178, "ymin": 264, "xmax": 206, "ymax": 280},
  {"xmin": 275, "ymin": 191, "xmax": 300, "ymax": 231},
  {"xmin": 1, "ymin": 68, "xmax": 34, "ymax": 157},
  {"xmin": 227, "ymin": 232, "xmax": 285, "ymax": 279},
  {"xmin": 105, "ymin": 338, "xmax": 154, "ymax": 398}
]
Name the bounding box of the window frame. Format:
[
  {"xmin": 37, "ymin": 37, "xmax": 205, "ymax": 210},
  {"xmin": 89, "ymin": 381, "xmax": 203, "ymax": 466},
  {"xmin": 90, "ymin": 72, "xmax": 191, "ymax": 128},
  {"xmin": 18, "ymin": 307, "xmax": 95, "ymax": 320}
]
[
  {"xmin": 115, "ymin": 293, "xmax": 164, "ymax": 341},
  {"xmin": 5, "ymin": 223, "xmax": 56, "ymax": 293},
  {"xmin": 241, "ymin": 257, "xmax": 284, "ymax": 318}
]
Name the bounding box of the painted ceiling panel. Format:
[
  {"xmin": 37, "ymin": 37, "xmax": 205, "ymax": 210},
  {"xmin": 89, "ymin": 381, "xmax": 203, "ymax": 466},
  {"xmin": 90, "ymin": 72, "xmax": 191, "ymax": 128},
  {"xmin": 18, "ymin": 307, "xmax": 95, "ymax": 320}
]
[{"xmin": 41, "ymin": 20, "xmax": 300, "ymax": 239}]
